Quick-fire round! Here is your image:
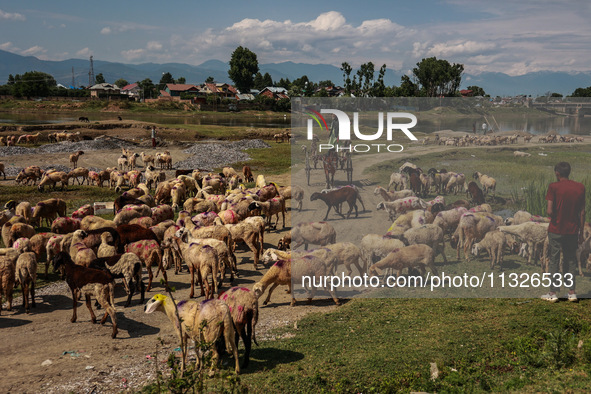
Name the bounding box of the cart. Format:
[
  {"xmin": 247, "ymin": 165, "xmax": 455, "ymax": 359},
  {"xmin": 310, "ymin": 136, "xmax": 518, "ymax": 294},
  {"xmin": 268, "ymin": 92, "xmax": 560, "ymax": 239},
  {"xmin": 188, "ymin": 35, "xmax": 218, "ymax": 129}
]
[{"xmin": 303, "ymin": 144, "xmax": 353, "ymax": 187}]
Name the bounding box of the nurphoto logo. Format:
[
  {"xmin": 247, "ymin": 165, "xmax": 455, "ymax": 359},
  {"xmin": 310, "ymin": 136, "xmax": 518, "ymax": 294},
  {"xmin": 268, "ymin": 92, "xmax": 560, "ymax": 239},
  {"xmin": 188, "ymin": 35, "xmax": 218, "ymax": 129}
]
[{"xmin": 306, "ymin": 107, "xmax": 418, "ymax": 153}]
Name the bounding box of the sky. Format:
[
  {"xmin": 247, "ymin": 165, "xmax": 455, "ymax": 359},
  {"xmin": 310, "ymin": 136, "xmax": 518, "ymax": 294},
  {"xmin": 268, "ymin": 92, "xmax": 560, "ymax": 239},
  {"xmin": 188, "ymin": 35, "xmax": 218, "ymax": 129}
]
[{"xmin": 1, "ymin": 0, "xmax": 590, "ymax": 77}]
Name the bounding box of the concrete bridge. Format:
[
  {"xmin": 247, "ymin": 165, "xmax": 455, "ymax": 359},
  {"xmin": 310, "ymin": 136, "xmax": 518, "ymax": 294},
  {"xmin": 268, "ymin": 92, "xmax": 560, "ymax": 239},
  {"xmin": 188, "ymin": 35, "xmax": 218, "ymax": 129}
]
[{"xmin": 532, "ymin": 101, "xmax": 591, "ymax": 116}]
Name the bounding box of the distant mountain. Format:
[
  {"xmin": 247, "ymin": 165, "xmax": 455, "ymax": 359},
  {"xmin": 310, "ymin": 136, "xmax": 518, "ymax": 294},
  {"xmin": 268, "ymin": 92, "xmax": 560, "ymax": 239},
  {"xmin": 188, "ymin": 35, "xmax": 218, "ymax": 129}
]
[{"xmin": 1, "ymin": 49, "xmax": 590, "ymax": 96}]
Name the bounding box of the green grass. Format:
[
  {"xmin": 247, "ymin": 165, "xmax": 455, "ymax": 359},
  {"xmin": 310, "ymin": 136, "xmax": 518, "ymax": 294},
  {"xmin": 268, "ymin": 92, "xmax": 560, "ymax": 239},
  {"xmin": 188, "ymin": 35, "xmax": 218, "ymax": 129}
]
[
  {"xmin": 365, "ymin": 143, "xmax": 591, "ymax": 214},
  {"xmin": 0, "ymin": 185, "xmax": 120, "ymax": 213},
  {"xmin": 143, "ymin": 298, "xmax": 591, "ymax": 392},
  {"xmin": 232, "ymin": 142, "xmax": 292, "ymax": 176}
]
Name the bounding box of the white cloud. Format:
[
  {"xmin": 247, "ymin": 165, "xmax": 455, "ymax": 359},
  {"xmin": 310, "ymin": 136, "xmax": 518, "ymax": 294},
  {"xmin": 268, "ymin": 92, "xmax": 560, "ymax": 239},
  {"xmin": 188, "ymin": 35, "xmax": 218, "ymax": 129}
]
[
  {"xmin": 121, "ymin": 48, "xmax": 145, "ymax": 61},
  {"xmin": 0, "ymin": 9, "xmax": 25, "ymax": 21},
  {"xmin": 147, "ymin": 41, "xmax": 162, "ymax": 51},
  {"xmin": 0, "ymin": 42, "xmax": 15, "ymax": 51},
  {"xmin": 306, "ymin": 11, "xmax": 346, "ymax": 31},
  {"xmin": 21, "ymin": 46, "xmax": 46, "ymax": 56},
  {"xmin": 426, "ymin": 41, "xmax": 497, "ymax": 57},
  {"xmin": 76, "ymin": 47, "xmax": 91, "ymax": 57},
  {"xmin": 100, "ymin": 27, "xmax": 111, "ymax": 35}
]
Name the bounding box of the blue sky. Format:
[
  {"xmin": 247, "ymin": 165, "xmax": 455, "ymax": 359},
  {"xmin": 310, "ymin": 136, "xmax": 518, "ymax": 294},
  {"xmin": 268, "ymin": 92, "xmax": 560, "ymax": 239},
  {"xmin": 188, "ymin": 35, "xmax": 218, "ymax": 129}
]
[{"xmin": 1, "ymin": 1, "xmax": 590, "ymax": 76}]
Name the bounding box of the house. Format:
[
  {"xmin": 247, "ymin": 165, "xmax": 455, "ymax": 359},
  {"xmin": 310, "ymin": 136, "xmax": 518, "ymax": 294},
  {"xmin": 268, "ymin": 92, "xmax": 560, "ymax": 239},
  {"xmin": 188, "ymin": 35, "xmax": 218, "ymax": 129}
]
[
  {"xmin": 259, "ymin": 87, "xmax": 289, "ymax": 100},
  {"xmin": 163, "ymin": 84, "xmax": 200, "ymax": 97},
  {"xmin": 236, "ymin": 93, "xmax": 255, "ymax": 101},
  {"xmin": 460, "ymin": 89, "xmax": 473, "ymax": 97},
  {"xmin": 89, "ymin": 83, "xmax": 121, "ymax": 98},
  {"xmin": 121, "ymin": 83, "xmax": 141, "ymax": 100},
  {"xmin": 202, "ymin": 83, "xmax": 236, "ymax": 99}
]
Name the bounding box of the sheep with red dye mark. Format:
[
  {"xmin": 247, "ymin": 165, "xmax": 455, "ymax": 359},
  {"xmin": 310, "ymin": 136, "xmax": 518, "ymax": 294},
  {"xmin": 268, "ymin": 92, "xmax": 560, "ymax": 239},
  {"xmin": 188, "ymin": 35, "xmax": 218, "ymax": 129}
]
[
  {"xmin": 151, "ymin": 204, "xmax": 174, "ymax": 225},
  {"xmin": 377, "ymin": 197, "xmax": 427, "ymax": 221},
  {"xmin": 71, "ymin": 204, "xmax": 94, "ymax": 219},
  {"xmin": 51, "ymin": 217, "xmax": 81, "ymax": 234},
  {"xmin": 219, "ymin": 287, "xmax": 259, "ymax": 368},
  {"xmin": 129, "ymin": 216, "xmax": 154, "ymax": 229},
  {"xmin": 125, "ymin": 239, "xmax": 166, "ymax": 291},
  {"xmin": 0, "ymin": 248, "xmax": 19, "ymax": 314},
  {"xmin": 369, "ymin": 244, "xmax": 437, "ymax": 277}
]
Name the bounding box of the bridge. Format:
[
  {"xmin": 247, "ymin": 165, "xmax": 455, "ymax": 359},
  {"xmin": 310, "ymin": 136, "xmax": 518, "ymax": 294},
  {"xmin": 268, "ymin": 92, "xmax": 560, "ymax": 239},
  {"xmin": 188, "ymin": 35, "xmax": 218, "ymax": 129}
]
[{"xmin": 532, "ymin": 101, "xmax": 591, "ymax": 116}]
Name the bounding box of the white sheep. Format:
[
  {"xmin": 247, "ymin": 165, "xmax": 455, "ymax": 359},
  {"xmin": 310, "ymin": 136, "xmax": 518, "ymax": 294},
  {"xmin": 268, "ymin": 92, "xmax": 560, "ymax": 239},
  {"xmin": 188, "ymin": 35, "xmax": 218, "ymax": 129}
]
[
  {"xmin": 368, "ymin": 244, "xmax": 437, "ymax": 277},
  {"xmin": 377, "ymin": 197, "xmax": 426, "ymax": 221},
  {"xmin": 513, "ymin": 151, "xmax": 531, "ymax": 157},
  {"xmin": 387, "ymin": 172, "xmax": 408, "ymax": 191},
  {"xmin": 97, "ymin": 232, "xmax": 117, "ymax": 258},
  {"xmin": 471, "ymin": 230, "xmax": 517, "ymax": 269},
  {"xmin": 433, "ymin": 207, "xmax": 468, "ymax": 237},
  {"xmin": 401, "ymin": 224, "xmax": 447, "ymax": 263},
  {"xmin": 473, "ymin": 172, "xmax": 496, "ymax": 196},
  {"xmin": 291, "ymin": 222, "xmax": 336, "ymax": 250},
  {"xmin": 360, "ymin": 234, "xmax": 405, "ymax": 272},
  {"xmin": 451, "ymin": 212, "xmax": 503, "ymax": 261},
  {"xmin": 498, "ymin": 222, "xmax": 549, "ymax": 265}
]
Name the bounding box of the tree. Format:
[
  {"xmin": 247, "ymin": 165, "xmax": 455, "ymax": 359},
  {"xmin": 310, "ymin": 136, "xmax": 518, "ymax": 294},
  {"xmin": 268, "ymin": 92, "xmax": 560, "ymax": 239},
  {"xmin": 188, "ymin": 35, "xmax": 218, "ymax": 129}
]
[
  {"xmin": 228, "ymin": 46, "xmax": 259, "ymax": 93},
  {"xmin": 262, "ymin": 72, "xmax": 273, "ymax": 87},
  {"xmin": 114, "ymin": 78, "xmax": 129, "ymax": 88},
  {"xmin": 570, "ymin": 87, "xmax": 591, "ymax": 97},
  {"xmin": 12, "ymin": 71, "xmax": 56, "ymax": 98},
  {"xmin": 277, "ymin": 78, "xmax": 291, "ymax": 90},
  {"xmin": 158, "ymin": 72, "xmax": 175, "ymax": 91},
  {"xmin": 412, "ymin": 57, "xmax": 464, "ymax": 97},
  {"xmin": 466, "ymin": 85, "xmax": 487, "ymax": 97},
  {"xmin": 176, "ymin": 77, "xmax": 186, "ymax": 84},
  {"xmin": 253, "ymin": 72, "xmax": 265, "ymax": 90},
  {"xmin": 373, "ymin": 64, "xmax": 387, "ymax": 97},
  {"xmin": 95, "ymin": 73, "xmax": 105, "ymax": 84},
  {"xmin": 205, "ymin": 76, "xmax": 215, "ymax": 83},
  {"xmin": 550, "ymin": 92, "xmax": 563, "ymax": 97},
  {"xmin": 341, "ymin": 62, "xmax": 353, "ymax": 95},
  {"xmin": 137, "ymin": 78, "xmax": 156, "ymax": 99},
  {"xmin": 397, "ymin": 75, "xmax": 418, "ymax": 97}
]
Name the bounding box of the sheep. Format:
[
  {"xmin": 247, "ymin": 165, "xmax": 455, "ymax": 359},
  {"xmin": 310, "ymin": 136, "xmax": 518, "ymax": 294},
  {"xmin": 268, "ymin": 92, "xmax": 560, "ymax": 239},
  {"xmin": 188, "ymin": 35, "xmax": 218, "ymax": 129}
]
[
  {"xmin": 69, "ymin": 150, "xmax": 84, "ymax": 168},
  {"xmin": 156, "ymin": 152, "xmax": 173, "ymax": 170},
  {"xmin": 124, "ymin": 239, "xmax": 166, "ymax": 291},
  {"xmin": 80, "ymin": 215, "xmax": 117, "ymax": 231},
  {"xmin": 323, "ymin": 242, "xmax": 364, "ymax": 276},
  {"xmin": 255, "ymin": 174, "xmax": 266, "ymax": 189},
  {"xmin": 253, "ymin": 257, "xmax": 339, "ymax": 307},
  {"xmin": 466, "ymin": 181, "xmax": 485, "ymax": 205},
  {"xmin": 451, "ymin": 212, "xmax": 503, "ymax": 261},
  {"xmin": 504, "ymin": 210, "xmax": 550, "ymax": 226},
  {"xmin": 114, "ymin": 205, "xmax": 149, "ymax": 226},
  {"xmin": 310, "ymin": 188, "xmax": 360, "ymax": 220},
  {"xmin": 225, "ymin": 222, "xmax": 261, "ymax": 269},
  {"xmin": 473, "ymin": 172, "xmax": 496, "ymax": 197},
  {"xmin": 277, "ymin": 232, "xmax": 291, "ymax": 251},
  {"xmin": 291, "ymin": 222, "xmax": 336, "ymax": 250},
  {"xmin": 401, "ymin": 224, "xmax": 447, "ymax": 264},
  {"xmin": 498, "ymin": 222, "xmax": 549, "ymax": 265},
  {"xmin": 140, "ymin": 152, "xmax": 155, "ymax": 167},
  {"xmin": 168, "ymin": 237, "xmax": 219, "ymax": 299},
  {"xmin": 360, "ymin": 234, "xmax": 406, "ymax": 271},
  {"xmin": 88, "ymin": 253, "xmax": 145, "ymax": 307},
  {"xmin": 149, "ymin": 219, "xmax": 176, "ymax": 242},
  {"xmin": 290, "ymin": 185, "xmax": 305, "ymax": 211},
  {"xmin": 2, "ymin": 217, "xmax": 25, "ymax": 247},
  {"xmin": 31, "ymin": 198, "xmax": 66, "ymax": 227},
  {"xmin": 385, "ymin": 209, "xmax": 428, "ymax": 238},
  {"xmin": 261, "ymin": 248, "xmax": 290, "ymax": 266},
  {"xmin": 469, "ymin": 203, "xmax": 492, "ymax": 213},
  {"xmin": 445, "ymin": 173, "xmax": 466, "ymax": 195},
  {"xmin": 14, "ymin": 201, "xmax": 32, "ymax": 225},
  {"xmin": 218, "ymin": 287, "xmax": 259, "ymax": 369},
  {"xmin": 70, "ymin": 239, "xmax": 98, "ymax": 268},
  {"xmin": 8, "ymin": 223, "xmax": 35, "ymax": 247},
  {"xmin": 128, "ymin": 153, "xmax": 140, "ymax": 170},
  {"xmin": 52, "ymin": 252, "xmax": 118, "ymax": 338},
  {"xmin": 15, "ymin": 166, "xmax": 43, "ymax": 185},
  {"xmin": 71, "ymin": 204, "xmax": 94, "ymax": 219},
  {"xmin": 175, "ymin": 228, "xmax": 237, "ymax": 281},
  {"xmin": 244, "ymin": 216, "xmax": 266, "ymax": 254},
  {"xmin": 15, "ymin": 250, "xmax": 37, "ymax": 313},
  {"xmin": 152, "ymin": 204, "xmax": 174, "ymax": 225},
  {"xmin": 144, "ymin": 294, "xmax": 240, "ymax": 375},
  {"xmin": 29, "ymin": 232, "xmax": 56, "ymax": 278},
  {"xmin": 0, "ymin": 249, "xmax": 19, "ymax": 314},
  {"xmin": 51, "ymin": 217, "xmax": 81, "ymax": 234},
  {"xmin": 433, "ymin": 207, "xmax": 468, "ymax": 237},
  {"xmin": 513, "ymin": 151, "xmax": 531, "ymax": 157},
  {"xmin": 387, "ymin": 172, "xmax": 408, "ymax": 191},
  {"xmin": 368, "ymin": 244, "xmax": 438, "ymax": 278},
  {"xmin": 0, "ymin": 162, "xmax": 5, "ymax": 180},
  {"xmin": 377, "ymin": 197, "xmax": 427, "ymax": 221},
  {"xmin": 472, "ymin": 230, "xmax": 517, "ymax": 270},
  {"xmin": 117, "ymin": 155, "xmax": 129, "ymax": 171},
  {"xmin": 38, "ymin": 171, "xmax": 69, "ymax": 192},
  {"xmin": 97, "ymin": 232, "xmax": 117, "ymax": 258},
  {"xmin": 68, "ymin": 167, "xmax": 90, "ymax": 185},
  {"xmin": 171, "ymin": 183, "xmax": 187, "ymax": 212},
  {"xmin": 248, "ymin": 197, "xmax": 286, "ymax": 229},
  {"xmin": 129, "ymin": 216, "xmax": 154, "ymax": 229},
  {"xmin": 242, "ymin": 166, "xmax": 254, "ymax": 183}
]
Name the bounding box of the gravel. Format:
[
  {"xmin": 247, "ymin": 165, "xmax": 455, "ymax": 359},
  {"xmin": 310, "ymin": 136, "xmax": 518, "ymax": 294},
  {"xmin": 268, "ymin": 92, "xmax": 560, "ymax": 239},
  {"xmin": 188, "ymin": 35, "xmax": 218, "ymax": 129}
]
[
  {"xmin": 0, "ymin": 136, "xmax": 136, "ymax": 157},
  {"xmin": 175, "ymin": 139, "xmax": 270, "ymax": 170}
]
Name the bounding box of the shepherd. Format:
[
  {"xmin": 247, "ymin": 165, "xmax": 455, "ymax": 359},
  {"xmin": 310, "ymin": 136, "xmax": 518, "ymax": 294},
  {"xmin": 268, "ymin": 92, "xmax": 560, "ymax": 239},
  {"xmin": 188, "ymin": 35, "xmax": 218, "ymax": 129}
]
[{"xmin": 151, "ymin": 127, "xmax": 156, "ymax": 147}]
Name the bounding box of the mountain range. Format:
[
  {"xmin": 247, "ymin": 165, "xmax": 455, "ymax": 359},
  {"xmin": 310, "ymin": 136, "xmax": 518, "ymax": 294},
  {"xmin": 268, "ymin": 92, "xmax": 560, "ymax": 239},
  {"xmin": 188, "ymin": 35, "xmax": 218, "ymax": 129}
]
[{"xmin": 1, "ymin": 49, "xmax": 590, "ymax": 97}]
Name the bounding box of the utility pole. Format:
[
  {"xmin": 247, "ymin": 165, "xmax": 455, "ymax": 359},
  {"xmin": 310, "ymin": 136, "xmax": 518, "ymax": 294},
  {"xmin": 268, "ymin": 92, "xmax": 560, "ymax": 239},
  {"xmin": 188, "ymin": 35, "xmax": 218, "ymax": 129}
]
[{"xmin": 88, "ymin": 55, "xmax": 95, "ymax": 86}]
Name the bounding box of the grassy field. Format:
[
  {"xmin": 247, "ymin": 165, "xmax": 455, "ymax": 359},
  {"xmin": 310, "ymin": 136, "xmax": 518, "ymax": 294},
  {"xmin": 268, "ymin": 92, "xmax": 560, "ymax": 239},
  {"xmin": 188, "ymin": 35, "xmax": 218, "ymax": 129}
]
[{"xmin": 366, "ymin": 143, "xmax": 591, "ymax": 216}]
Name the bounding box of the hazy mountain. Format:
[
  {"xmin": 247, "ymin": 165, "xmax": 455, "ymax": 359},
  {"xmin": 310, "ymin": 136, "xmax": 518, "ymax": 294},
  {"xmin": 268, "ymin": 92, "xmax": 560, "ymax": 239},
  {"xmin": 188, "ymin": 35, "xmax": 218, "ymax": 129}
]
[{"xmin": 1, "ymin": 49, "xmax": 590, "ymax": 96}]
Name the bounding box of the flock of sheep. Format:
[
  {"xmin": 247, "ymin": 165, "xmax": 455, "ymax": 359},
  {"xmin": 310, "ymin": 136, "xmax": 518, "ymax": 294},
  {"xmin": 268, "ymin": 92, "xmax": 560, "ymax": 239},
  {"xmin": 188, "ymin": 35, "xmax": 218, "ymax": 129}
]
[
  {"xmin": 0, "ymin": 151, "xmax": 310, "ymax": 375},
  {"xmin": 424, "ymin": 133, "xmax": 585, "ymax": 147}
]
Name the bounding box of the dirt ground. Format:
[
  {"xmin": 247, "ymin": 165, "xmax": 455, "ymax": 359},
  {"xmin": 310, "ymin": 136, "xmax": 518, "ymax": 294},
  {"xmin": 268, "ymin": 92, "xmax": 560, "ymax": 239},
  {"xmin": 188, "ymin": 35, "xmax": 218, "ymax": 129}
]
[
  {"xmin": 0, "ymin": 126, "xmax": 340, "ymax": 393},
  {"xmin": 1, "ymin": 126, "xmax": 589, "ymax": 392}
]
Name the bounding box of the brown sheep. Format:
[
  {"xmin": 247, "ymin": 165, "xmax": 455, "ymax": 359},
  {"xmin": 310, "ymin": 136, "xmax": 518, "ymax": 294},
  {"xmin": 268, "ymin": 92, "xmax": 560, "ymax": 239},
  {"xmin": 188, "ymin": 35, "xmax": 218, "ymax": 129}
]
[
  {"xmin": 125, "ymin": 239, "xmax": 167, "ymax": 291},
  {"xmin": 0, "ymin": 249, "xmax": 19, "ymax": 314},
  {"xmin": 69, "ymin": 151, "xmax": 84, "ymax": 168}
]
